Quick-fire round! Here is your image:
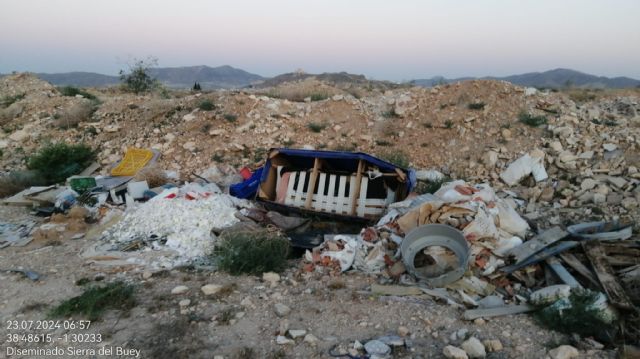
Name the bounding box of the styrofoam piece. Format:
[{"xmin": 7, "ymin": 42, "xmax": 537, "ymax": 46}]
[{"xmin": 127, "ymin": 181, "xmax": 150, "ymax": 199}]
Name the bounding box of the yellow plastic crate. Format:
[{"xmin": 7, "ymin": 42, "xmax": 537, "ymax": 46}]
[{"xmin": 111, "ymin": 148, "xmax": 154, "ymax": 176}]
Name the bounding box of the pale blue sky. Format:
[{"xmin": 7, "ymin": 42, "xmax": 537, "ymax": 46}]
[{"xmin": 1, "ymin": 0, "xmax": 639, "ymax": 80}]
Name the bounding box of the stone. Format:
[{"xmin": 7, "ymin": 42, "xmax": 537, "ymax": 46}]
[
  {"xmin": 9, "ymin": 130, "xmax": 28, "ymax": 142},
  {"xmin": 457, "ymin": 328, "xmax": 469, "ymax": 340},
  {"xmin": 482, "ymin": 151, "xmax": 498, "ymax": 167},
  {"xmin": 603, "ymin": 143, "xmax": 617, "ymax": 151},
  {"xmin": 274, "ymin": 303, "xmax": 291, "ymax": 317},
  {"xmin": 178, "ymin": 299, "xmax": 191, "ymax": 307},
  {"xmin": 183, "ymin": 113, "xmax": 196, "ymax": 122},
  {"xmin": 209, "ymin": 129, "xmax": 225, "ymax": 136},
  {"xmin": 443, "ymin": 345, "xmax": 469, "ymax": 359},
  {"xmin": 593, "ymin": 193, "xmax": 606, "ymax": 204},
  {"xmin": 548, "ymin": 345, "xmax": 579, "ymax": 359},
  {"xmin": 263, "ymin": 272, "xmax": 280, "ymax": 286},
  {"xmin": 303, "ymin": 334, "xmax": 319, "ymax": 345},
  {"xmin": 606, "ymin": 176, "xmax": 627, "ymax": 189},
  {"xmin": 398, "ymin": 326, "xmax": 410, "ymax": 337},
  {"xmin": 288, "ymin": 329, "xmax": 306, "ymax": 339},
  {"xmin": 539, "ymin": 187, "xmax": 555, "ymax": 202},
  {"xmin": 622, "ymin": 197, "xmax": 638, "ymax": 209},
  {"xmin": 461, "ymin": 337, "xmax": 486, "ymax": 358},
  {"xmin": 578, "ymin": 151, "xmax": 594, "ymax": 159},
  {"xmin": 607, "ymin": 193, "xmax": 624, "ymax": 205},
  {"xmin": 171, "ymin": 285, "xmax": 189, "ymax": 295},
  {"xmin": 483, "ymin": 339, "xmax": 503, "ymax": 352},
  {"xmin": 549, "ymin": 141, "xmax": 563, "ymax": 152},
  {"xmin": 501, "ymin": 128, "xmax": 512, "ymax": 139},
  {"xmin": 477, "ymin": 295, "xmax": 504, "ymax": 309},
  {"xmin": 553, "ymin": 126, "xmax": 573, "ymax": 137},
  {"xmin": 530, "ymin": 285, "xmax": 571, "ymax": 306},
  {"xmin": 580, "ymin": 178, "xmax": 597, "ymax": 191},
  {"xmin": 182, "ymin": 141, "xmax": 196, "ymax": 151},
  {"xmin": 364, "ymin": 340, "xmax": 391, "ymax": 356},
  {"xmin": 276, "ymin": 335, "xmax": 294, "ymax": 345},
  {"xmin": 201, "ymin": 284, "xmax": 222, "ymax": 296}
]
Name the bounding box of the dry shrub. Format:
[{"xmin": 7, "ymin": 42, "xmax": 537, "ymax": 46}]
[
  {"xmin": 0, "ymin": 171, "xmax": 44, "ymax": 198},
  {"xmin": 0, "ymin": 103, "xmax": 24, "ymax": 126},
  {"xmin": 54, "ymin": 100, "xmax": 97, "ymax": 129},
  {"xmin": 134, "ymin": 165, "xmax": 170, "ymax": 188}
]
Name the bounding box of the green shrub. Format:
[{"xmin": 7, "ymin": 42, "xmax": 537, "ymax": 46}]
[
  {"xmin": 58, "ymin": 86, "xmax": 96, "ymax": 100},
  {"xmin": 382, "ymin": 109, "xmax": 398, "ymax": 118},
  {"xmin": 444, "ymin": 120, "xmax": 454, "ymax": 129},
  {"xmin": 224, "ymin": 114, "xmax": 237, "ymax": 122},
  {"xmin": 214, "ymin": 231, "xmax": 290, "ymax": 275},
  {"xmin": 198, "ymin": 99, "xmax": 215, "ymax": 111},
  {"xmin": 379, "ymin": 149, "xmax": 410, "ymax": 168},
  {"xmin": 414, "ymin": 177, "xmax": 450, "ymax": 194},
  {"xmin": 48, "ymin": 281, "xmax": 135, "ymax": 321},
  {"xmin": 467, "ymin": 102, "xmax": 485, "ymax": 110},
  {"xmin": 0, "ymin": 93, "xmax": 25, "ymax": 108},
  {"xmin": 307, "ymin": 122, "xmax": 326, "ymax": 133},
  {"xmin": 375, "ymin": 140, "xmax": 391, "ymax": 146},
  {"xmin": 309, "ymin": 93, "xmax": 328, "ymax": 101},
  {"xmin": 518, "ymin": 112, "xmax": 547, "ymax": 127},
  {"xmin": 27, "ymin": 142, "xmax": 95, "ymax": 184},
  {"xmin": 119, "ymin": 57, "xmax": 158, "ymax": 94}
]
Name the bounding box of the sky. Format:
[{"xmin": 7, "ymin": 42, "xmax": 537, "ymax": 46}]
[{"xmin": 1, "ymin": 0, "xmax": 639, "ymax": 81}]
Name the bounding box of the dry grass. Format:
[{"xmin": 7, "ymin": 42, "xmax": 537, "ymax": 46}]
[
  {"xmin": 53, "ymin": 100, "xmax": 97, "ymax": 129},
  {"xmin": 134, "ymin": 165, "xmax": 170, "ymax": 188},
  {"xmin": 0, "ymin": 171, "xmax": 44, "ymax": 198}
]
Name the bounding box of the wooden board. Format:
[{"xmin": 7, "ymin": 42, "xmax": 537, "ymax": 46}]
[
  {"xmin": 507, "ymin": 226, "xmax": 569, "ymax": 262},
  {"xmin": 559, "ymin": 252, "xmax": 601, "ymax": 289},
  {"xmin": 582, "ymin": 241, "xmax": 635, "ymax": 310},
  {"xmin": 463, "ymin": 304, "xmax": 535, "ymax": 320}
]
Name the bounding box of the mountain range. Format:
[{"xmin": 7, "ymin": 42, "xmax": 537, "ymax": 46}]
[
  {"xmin": 411, "ymin": 68, "xmax": 640, "ymax": 89},
  {"xmin": 2, "ymin": 67, "xmax": 639, "ymax": 90}
]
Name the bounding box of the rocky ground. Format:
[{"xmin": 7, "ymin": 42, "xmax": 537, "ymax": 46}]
[{"xmin": 1, "ymin": 73, "xmax": 639, "ymax": 358}]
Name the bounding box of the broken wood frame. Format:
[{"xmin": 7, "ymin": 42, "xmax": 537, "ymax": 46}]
[{"xmin": 258, "ymin": 151, "xmax": 408, "ymax": 219}]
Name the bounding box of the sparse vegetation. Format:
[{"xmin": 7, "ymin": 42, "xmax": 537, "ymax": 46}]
[
  {"xmin": 422, "ymin": 122, "xmax": 432, "ymax": 128},
  {"xmin": 198, "ymin": 99, "xmax": 215, "ymax": 111},
  {"xmin": 307, "ymin": 122, "xmax": 327, "ymax": 133},
  {"xmin": 444, "ymin": 119, "xmax": 454, "ymax": 129},
  {"xmin": 0, "ymin": 93, "xmax": 25, "ymax": 108},
  {"xmin": 379, "ymin": 149, "xmax": 410, "ymax": 168},
  {"xmin": 54, "ymin": 100, "xmax": 98, "ymax": 129},
  {"xmin": 591, "ymin": 118, "xmax": 618, "ymax": 126},
  {"xmin": 0, "ymin": 170, "xmax": 44, "ymax": 198},
  {"xmin": 27, "ymin": 142, "xmax": 96, "ymax": 184},
  {"xmin": 309, "ymin": 93, "xmax": 328, "ymax": 101},
  {"xmin": 382, "ymin": 108, "xmax": 398, "ymax": 118},
  {"xmin": 192, "ymin": 82, "xmax": 202, "ymax": 91},
  {"xmin": 518, "ymin": 112, "xmax": 548, "ymax": 127},
  {"xmin": 214, "ymin": 230, "xmax": 290, "ymax": 275},
  {"xmin": 134, "ymin": 165, "xmax": 170, "ymax": 188},
  {"xmin": 375, "ymin": 140, "xmax": 391, "ymax": 146},
  {"xmin": 467, "ymin": 102, "xmax": 486, "ymax": 110},
  {"xmin": 414, "ymin": 176, "xmax": 451, "ymax": 195},
  {"xmin": 58, "ymin": 86, "xmax": 96, "ymax": 100},
  {"xmin": 224, "ymin": 113, "xmax": 238, "ymax": 122},
  {"xmin": 48, "ymin": 281, "xmax": 135, "ymax": 321},
  {"xmin": 119, "ymin": 57, "xmax": 159, "ymax": 94}
]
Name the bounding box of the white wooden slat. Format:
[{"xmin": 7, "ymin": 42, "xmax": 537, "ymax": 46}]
[
  {"xmin": 324, "ymin": 175, "xmax": 337, "ymax": 213},
  {"xmin": 275, "ymin": 166, "xmax": 283, "ymax": 197},
  {"xmin": 345, "ymin": 175, "xmax": 356, "ymax": 215},
  {"xmin": 284, "ymin": 172, "xmax": 297, "ymax": 205},
  {"xmin": 357, "ymin": 177, "xmax": 368, "ymax": 217},
  {"xmin": 294, "ymin": 171, "xmax": 307, "ymax": 206},
  {"xmin": 335, "ymin": 176, "xmax": 347, "ymax": 214},
  {"xmin": 314, "ymin": 173, "xmax": 326, "ymax": 211},
  {"xmin": 385, "ymin": 187, "xmax": 395, "ymax": 205}
]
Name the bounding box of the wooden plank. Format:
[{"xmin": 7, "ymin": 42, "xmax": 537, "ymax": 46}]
[
  {"xmin": 294, "ymin": 172, "xmax": 307, "ymax": 206},
  {"xmin": 559, "ymin": 253, "xmax": 601, "ymax": 289},
  {"xmin": 507, "ymin": 226, "xmax": 569, "ymax": 263},
  {"xmin": 335, "ymin": 176, "xmax": 347, "ymax": 214},
  {"xmin": 357, "ymin": 177, "xmax": 368, "ymax": 217},
  {"xmin": 315, "ymin": 173, "xmax": 327, "ymax": 211},
  {"xmin": 304, "ymin": 158, "xmax": 321, "ymax": 209},
  {"xmin": 284, "ymin": 172, "xmax": 297, "ymax": 205},
  {"xmin": 346, "ymin": 175, "xmax": 356, "ymax": 214},
  {"xmin": 325, "ymin": 174, "xmax": 337, "ymax": 213},
  {"xmin": 463, "ymin": 304, "xmax": 535, "ymax": 320},
  {"xmin": 582, "ymin": 241, "xmax": 635, "ymax": 310},
  {"xmin": 546, "ymin": 257, "xmax": 581, "ymax": 288},
  {"xmin": 350, "ymin": 160, "xmax": 364, "ymax": 216}
]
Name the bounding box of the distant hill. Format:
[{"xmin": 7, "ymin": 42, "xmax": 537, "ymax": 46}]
[
  {"xmin": 2, "ymin": 65, "xmax": 264, "ymax": 89},
  {"xmin": 412, "ymin": 68, "xmax": 640, "ymax": 89},
  {"xmin": 253, "ymin": 71, "xmax": 399, "ymax": 89}
]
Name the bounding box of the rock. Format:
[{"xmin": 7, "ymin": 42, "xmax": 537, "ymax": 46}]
[
  {"xmin": 539, "ymin": 187, "xmax": 554, "ymax": 202},
  {"xmin": 578, "ymin": 151, "xmax": 594, "ymax": 159},
  {"xmin": 398, "ymin": 326, "xmax": 410, "ymax": 337},
  {"xmin": 603, "ymin": 143, "xmax": 617, "ymax": 152},
  {"xmin": 276, "ymin": 335, "xmax": 294, "ymax": 345},
  {"xmin": 183, "ymin": 113, "xmax": 196, "ymax": 121},
  {"xmin": 171, "ymin": 285, "xmax": 189, "ymax": 295},
  {"xmin": 501, "ymin": 128, "xmax": 512, "ymax": 139},
  {"xmin": 606, "ymin": 176, "xmax": 627, "ymax": 189},
  {"xmin": 530, "ymin": 285, "xmax": 571, "ymax": 306},
  {"xmin": 209, "ymin": 129, "xmax": 225, "ymax": 136},
  {"xmin": 461, "ymin": 337, "xmax": 486, "ymax": 358},
  {"xmin": 9, "ymin": 130, "xmax": 28, "ymax": 142},
  {"xmin": 621, "ymin": 197, "xmax": 638, "ymax": 209},
  {"xmin": 288, "ymin": 329, "xmax": 307, "ymax": 339},
  {"xmin": 581, "ymin": 178, "xmax": 597, "ymax": 191},
  {"xmin": 364, "ymin": 340, "xmax": 391, "ymax": 356},
  {"xmin": 549, "ymin": 141, "xmax": 563, "ymax": 152},
  {"xmin": 263, "ymin": 272, "xmax": 280, "ymax": 286},
  {"xmin": 182, "ymin": 141, "xmax": 196, "ymax": 151},
  {"xmin": 500, "ymin": 152, "xmax": 547, "ymax": 186},
  {"xmin": 201, "ymin": 284, "xmax": 222, "ymax": 296},
  {"xmin": 483, "ymin": 339, "xmax": 503, "ymax": 352},
  {"xmin": 443, "ymin": 345, "xmax": 469, "ymax": 359},
  {"xmin": 593, "ymin": 193, "xmax": 606, "ymax": 204},
  {"xmin": 482, "ymin": 151, "xmax": 499, "ymax": 168},
  {"xmin": 607, "ymin": 193, "xmax": 624, "ymax": 205},
  {"xmin": 303, "ymin": 334, "xmax": 319, "ymax": 345},
  {"xmin": 68, "ymin": 206, "xmax": 89, "ymax": 219},
  {"xmin": 178, "ymin": 299, "xmax": 191, "ymax": 307},
  {"xmin": 274, "ymin": 303, "xmax": 291, "ymax": 317},
  {"xmin": 548, "ymin": 345, "xmax": 579, "ymax": 359}
]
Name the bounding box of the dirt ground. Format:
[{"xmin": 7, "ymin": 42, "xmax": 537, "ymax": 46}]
[{"xmin": 0, "ymin": 205, "xmax": 617, "ymax": 359}]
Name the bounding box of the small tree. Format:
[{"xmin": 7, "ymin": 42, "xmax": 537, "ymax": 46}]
[
  {"xmin": 192, "ymin": 82, "xmax": 201, "ymax": 91},
  {"xmin": 119, "ymin": 57, "xmax": 158, "ymax": 94}
]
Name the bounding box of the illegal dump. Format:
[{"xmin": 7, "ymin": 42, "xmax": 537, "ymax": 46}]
[{"xmin": 1, "ymin": 75, "xmax": 640, "ymax": 358}]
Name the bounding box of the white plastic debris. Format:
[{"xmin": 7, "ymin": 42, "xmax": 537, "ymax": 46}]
[
  {"xmin": 320, "ymin": 235, "xmax": 357, "ymax": 272},
  {"xmin": 496, "ymin": 201, "xmax": 529, "ymax": 237},
  {"xmin": 500, "ymin": 152, "xmax": 548, "ymax": 186},
  {"xmin": 415, "ymin": 169, "xmax": 445, "ymax": 182}
]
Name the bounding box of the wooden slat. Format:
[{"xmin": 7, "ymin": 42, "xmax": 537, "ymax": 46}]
[
  {"xmin": 336, "ymin": 176, "xmax": 347, "ymax": 214},
  {"xmin": 559, "ymin": 253, "xmax": 602, "ymax": 289},
  {"xmin": 294, "ymin": 171, "xmax": 307, "ymax": 206},
  {"xmin": 350, "ymin": 160, "xmax": 364, "ymax": 216},
  {"xmin": 582, "ymin": 241, "xmax": 635, "ymax": 310},
  {"xmin": 315, "ymin": 173, "xmax": 327, "ymax": 211},
  {"xmin": 357, "ymin": 177, "xmax": 368, "ymax": 217},
  {"xmin": 284, "ymin": 172, "xmax": 297, "ymax": 205},
  {"xmin": 507, "ymin": 226, "xmax": 569, "ymax": 263},
  {"xmin": 346, "ymin": 175, "xmax": 356, "ymax": 214},
  {"xmin": 325, "ymin": 174, "xmax": 337, "ymax": 212},
  {"xmin": 305, "ymin": 158, "xmax": 320, "ymax": 209},
  {"xmin": 385, "ymin": 187, "xmax": 395, "ymax": 205}
]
